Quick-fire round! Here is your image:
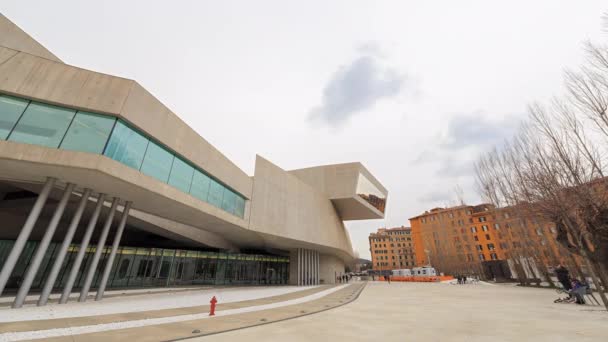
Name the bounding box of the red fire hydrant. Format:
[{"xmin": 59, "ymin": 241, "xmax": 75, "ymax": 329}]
[{"xmin": 209, "ymin": 296, "xmax": 217, "ymax": 316}]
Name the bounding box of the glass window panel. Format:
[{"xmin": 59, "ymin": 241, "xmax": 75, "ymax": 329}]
[
  {"xmin": 190, "ymin": 170, "xmax": 211, "ymax": 202},
  {"xmin": 8, "ymin": 102, "xmax": 75, "ymax": 147},
  {"xmin": 356, "ymin": 173, "xmax": 386, "ymax": 213},
  {"xmin": 0, "ymin": 95, "xmax": 29, "ymax": 140},
  {"xmin": 207, "ymin": 179, "xmax": 224, "ymax": 208},
  {"xmin": 168, "ymin": 157, "xmax": 194, "ymax": 193},
  {"xmin": 140, "ymin": 141, "xmax": 174, "ymax": 183},
  {"xmin": 60, "ymin": 112, "xmax": 115, "ymax": 154},
  {"xmin": 235, "ymin": 196, "xmax": 245, "ymax": 218},
  {"xmin": 103, "ymin": 121, "xmax": 149, "ymax": 170},
  {"xmin": 221, "ymin": 188, "xmax": 237, "ymax": 214}
]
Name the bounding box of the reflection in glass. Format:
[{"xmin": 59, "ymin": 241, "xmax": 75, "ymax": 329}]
[
  {"xmin": 104, "ymin": 121, "xmax": 149, "ymax": 170},
  {"xmin": 356, "ymin": 173, "xmax": 386, "ymax": 213},
  {"xmin": 140, "ymin": 141, "xmax": 174, "ymax": 183},
  {"xmin": 0, "ymin": 95, "xmax": 29, "ymax": 140},
  {"xmin": 168, "ymin": 157, "xmax": 194, "ymax": 193},
  {"xmin": 61, "ymin": 112, "xmax": 116, "ymax": 153},
  {"xmin": 207, "ymin": 179, "xmax": 224, "ymax": 208},
  {"xmin": 9, "ymin": 102, "xmax": 75, "ymax": 147},
  {"xmin": 2, "ymin": 94, "xmax": 247, "ymax": 218},
  {"xmin": 190, "ymin": 170, "xmax": 211, "ymax": 202},
  {"xmin": 221, "ymin": 188, "xmax": 237, "ymax": 215}
]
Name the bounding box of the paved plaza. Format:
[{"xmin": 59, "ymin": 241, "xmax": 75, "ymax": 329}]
[
  {"xmin": 195, "ymin": 282, "xmax": 608, "ymax": 342},
  {"xmin": 0, "ymin": 282, "xmax": 606, "ymax": 341}
]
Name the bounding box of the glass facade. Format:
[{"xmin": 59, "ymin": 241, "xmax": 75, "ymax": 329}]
[
  {"xmin": 103, "ymin": 120, "xmax": 149, "ymax": 170},
  {"xmin": 168, "ymin": 157, "xmax": 194, "ymax": 193},
  {"xmin": 9, "ymin": 102, "xmax": 76, "ymax": 148},
  {"xmin": 0, "ymin": 94, "xmax": 246, "ymax": 218},
  {"xmin": 0, "ymin": 240, "xmax": 289, "ymax": 290},
  {"xmin": 356, "ymin": 173, "xmax": 387, "ymax": 213},
  {"xmin": 60, "ymin": 112, "xmax": 116, "ymax": 154},
  {"xmin": 190, "ymin": 170, "xmax": 211, "ymax": 202},
  {"xmin": 140, "ymin": 141, "xmax": 174, "ymax": 183},
  {"xmin": 0, "ymin": 95, "xmax": 28, "ymax": 139}
]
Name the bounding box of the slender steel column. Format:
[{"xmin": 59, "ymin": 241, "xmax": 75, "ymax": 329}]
[
  {"xmin": 13, "ymin": 183, "xmax": 75, "ymax": 308},
  {"xmin": 314, "ymin": 251, "xmax": 317, "ymax": 285},
  {"xmin": 296, "ymin": 249, "xmax": 300, "ymax": 286},
  {"xmin": 79, "ymin": 198, "xmax": 119, "ymax": 302},
  {"xmin": 0, "ymin": 177, "xmax": 55, "ymax": 297},
  {"xmin": 303, "ymin": 249, "xmax": 306, "ymax": 285},
  {"xmin": 60, "ymin": 193, "xmax": 106, "ymax": 304},
  {"xmin": 298, "ymin": 249, "xmax": 302, "ymax": 286},
  {"xmin": 308, "ymin": 250, "xmax": 312, "ymax": 285},
  {"xmin": 316, "ymin": 252, "xmax": 319, "ymax": 285},
  {"xmin": 95, "ymin": 201, "xmax": 131, "ymax": 301},
  {"xmin": 38, "ymin": 189, "xmax": 91, "ymax": 306},
  {"xmin": 304, "ymin": 249, "xmax": 310, "ymax": 286}
]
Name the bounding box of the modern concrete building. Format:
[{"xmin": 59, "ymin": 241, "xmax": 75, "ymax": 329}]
[{"xmin": 0, "ymin": 14, "xmax": 387, "ymax": 308}]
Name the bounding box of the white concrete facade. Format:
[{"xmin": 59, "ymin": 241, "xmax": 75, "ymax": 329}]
[{"xmin": 0, "ymin": 14, "xmax": 388, "ymax": 290}]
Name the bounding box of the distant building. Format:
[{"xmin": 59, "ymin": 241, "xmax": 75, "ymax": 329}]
[
  {"xmin": 369, "ymin": 226, "xmax": 416, "ymax": 272},
  {"xmin": 409, "ymin": 204, "xmax": 584, "ymax": 280}
]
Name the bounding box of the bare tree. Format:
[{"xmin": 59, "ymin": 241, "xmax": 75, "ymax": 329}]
[{"xmin": 476, "ymin": 99, "xmax": 608, "ymax": 309}]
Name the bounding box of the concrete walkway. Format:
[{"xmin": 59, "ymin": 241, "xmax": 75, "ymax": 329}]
[
  {"xmin": 191, "ymin": 282, "xmax": 608, "ymax": 342},
  {"xmin": 0, "ymin": 283, "xmax": 364, "ymax": 341}
]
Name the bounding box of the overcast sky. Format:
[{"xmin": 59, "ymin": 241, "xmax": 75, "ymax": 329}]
[{"xmin": 3, "ymin": 1, "xmax": 606, "ymax": 259}]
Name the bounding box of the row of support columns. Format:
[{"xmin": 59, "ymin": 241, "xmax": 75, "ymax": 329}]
[
  {"xmin": 296, "ymin": 248, "xmax": 319, "ymax": 286},
  {"xmin": 0, "ymin": 177, "xmax": 132, "ymax": 308}
]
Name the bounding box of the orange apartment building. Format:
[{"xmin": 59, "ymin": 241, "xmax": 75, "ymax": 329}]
[
  {"xmin": 369, "ymin": 226, "xmax": 416, "ymax": 272},
  {"xmin": 409, "ymin": 204, "xmax": 572, "ymax": 280}
]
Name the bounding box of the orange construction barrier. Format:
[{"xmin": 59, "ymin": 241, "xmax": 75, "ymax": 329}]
[{"xmin": 378, "ymin": 275, "xmax": 454, "ymax": 283}]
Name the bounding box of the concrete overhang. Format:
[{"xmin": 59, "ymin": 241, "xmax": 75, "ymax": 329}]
[
  {"xmin": 289, "ymin": 162, "xmax": 388, "ymax": 220},
  {"xmin": 0, "ymin": 141, "xmax": 263, "ymax": 250}
]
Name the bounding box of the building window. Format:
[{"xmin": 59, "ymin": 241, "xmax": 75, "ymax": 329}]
[
  {"xmin": 474, "ymin": 236, "xmax": 479, "ymax": 241},
  {"xmin": 0, "ymin": 95, "xmax": 29, "ymax": 139},
  {"xmin": 207, "ymin": 179, "xmax": 225, "ymax": 208},
  {"xmin": 1, "ymin": 95, "xmax": 249, "ymax": 218},
  {"xmin": 485, "ymin": 234, "xmax": 491, "ymax": 240},
  {"xmin": 476, "ymin": 245, "xmax": 483, "ymax": 251},
  {"xmin": 479, "ymin": 217, "xmax": 487, "ymax": 222},
  {"xmin": 481, "ymin": 225, "xmax": 488, "ymax": 231},
  {"xmin": 168, "ymin": 157, "xmax": 194, "ymax": 193},
  {"xmin": 140, "ymin": 141, "xmax": 175, "ymax": 183},
  {"xmin": 60, "ymin": 111, "xmax": 116, "ymax": 154},
  {"xmin": 9, "ymin": 102, "xmax": 76, "ymax": 148},
  {"xmin": 190, "ymin": 170, "xmax": 211, "ymax": 202},
  {"xmin": 490, "ymin": 253, "xmax": 498, "ymax": 260},
  {"xmin": 487, "ymin": 243, "xmax": 495, "ymax": 250},
  {"xmin": 221, "ymin": 188, "xmax": 238, "ymax": 214},
  {"xmin": 470, "ymin": 227, "xmax": 477, "ymax": 233},
  {"xmin": 104, "ymin": 120, "xmax": 149, "ymax": 170},
  {"xmin": 494, "ymin": 223, "xmax": 500, "ymax": 230},
  {"xmin": 479, "ymin": 254, "xmax": 485, "ymax": 261}
]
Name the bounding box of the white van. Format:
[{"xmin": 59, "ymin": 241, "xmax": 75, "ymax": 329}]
[
  {"xmin": 411, "ymin": 267, "xmax": 437, "ymax": 277},
  {"xmin": 391, "ymin": 269, "xmax": 412, "ymax": 276}
]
